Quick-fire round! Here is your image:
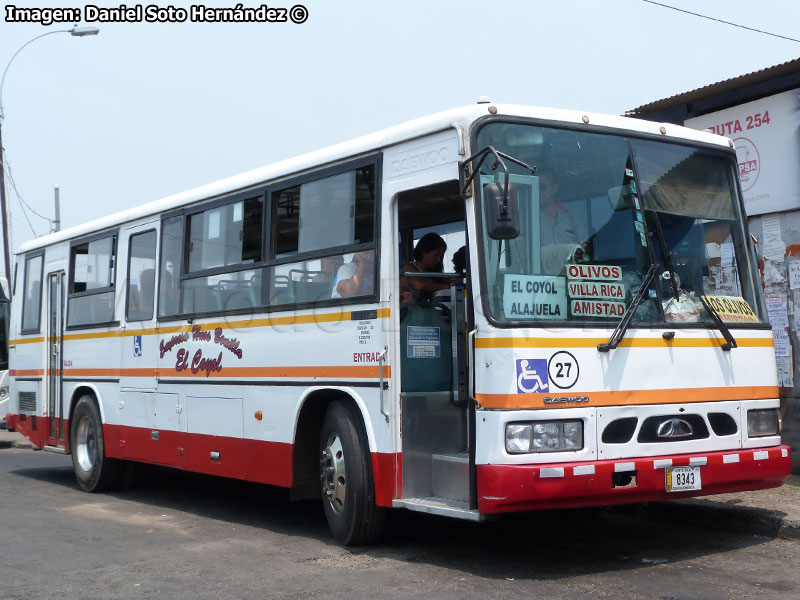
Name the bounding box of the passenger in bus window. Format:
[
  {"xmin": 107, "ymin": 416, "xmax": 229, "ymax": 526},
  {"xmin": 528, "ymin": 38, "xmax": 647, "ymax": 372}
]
[
  {"xmin": 400, "ymin": 233, "xmax": 454, "ymax": 303},
  {"xmin": 332, "ymin": 251, "xmax": 374, "ymax": 298},
  {"xmin": 314, "ymin": 255, "xmax": 345, "ymax": 284},
  {"xmin": 538, "ymin": 170, "xmax": 587, "ymax": 274},
  {"xmin": 452, "ymin": 246, "xmax": 467, "ymax": 277}
]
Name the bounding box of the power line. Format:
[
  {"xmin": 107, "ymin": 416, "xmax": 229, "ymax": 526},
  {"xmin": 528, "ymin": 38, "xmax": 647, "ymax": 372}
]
[
  {"xmin": 641, "ymin": 0, "xmax": 800, "ymax": 44},
  {"xmin": 5, "ymin": 168, "xmax": 37, "ymax": 237},
  {"xmin": 3, "ymin": 157, "xmax": 41, "ymax": 237},
  {"xmin": 3, "ymin": 155, "xmax": 52, "ymax": 223}
]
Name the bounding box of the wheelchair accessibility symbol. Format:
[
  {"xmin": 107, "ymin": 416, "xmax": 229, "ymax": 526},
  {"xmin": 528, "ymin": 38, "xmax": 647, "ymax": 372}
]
[{"xmin": 516, "ymin": 359, "xmax": 549, "ymax": 393}]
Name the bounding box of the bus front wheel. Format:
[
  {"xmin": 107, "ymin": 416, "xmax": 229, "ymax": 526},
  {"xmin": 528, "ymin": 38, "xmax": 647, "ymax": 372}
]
[
  {"xmin": 70, "ymin": 395, "xmax": 121, "ymax": 492},
  {"xmin": 319, "ymin": 400, "xmax": 385, "ymax": 545}
]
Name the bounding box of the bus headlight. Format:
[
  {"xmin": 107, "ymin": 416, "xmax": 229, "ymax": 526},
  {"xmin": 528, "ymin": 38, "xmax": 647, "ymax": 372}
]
[
  {"xmin": 0, "ymin": 387, "xmax": 6, "ymax": 399},
  {"xmin": 747, "ymin": 409, "xmax": 781, "ymax": 437},
  {"xmin": 505, "ymin": 420, "xmax": 583, "ymax": 453}
]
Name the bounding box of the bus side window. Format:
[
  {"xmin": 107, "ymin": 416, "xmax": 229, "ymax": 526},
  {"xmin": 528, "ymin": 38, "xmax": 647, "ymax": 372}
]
[
  {"xmin": 67, "ymin": 235, "xmax": 117, "ymax": 327},
  {"xmin": 270, "ymin": 164, "xmax": 377, "ymax": 306},
  {"xmin": 126, "ymin": 230, "xmax": 157, "ymax": 322},
  {"xmin": 158, "ymin": 216, "xmax": 183, "ymax": 318},
  {"xmin": 21, "ymin": 254, "xmax": 43, "ymax": 332}
]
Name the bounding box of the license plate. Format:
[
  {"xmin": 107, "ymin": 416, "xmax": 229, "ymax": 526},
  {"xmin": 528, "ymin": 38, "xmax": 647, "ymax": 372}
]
[{"xmin": 665, "ymin": 466, "xmax": 702, "ymax": 492}]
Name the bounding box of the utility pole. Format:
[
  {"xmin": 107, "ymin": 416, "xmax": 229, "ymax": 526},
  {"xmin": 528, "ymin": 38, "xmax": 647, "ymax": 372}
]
[
  {"xmin": 0, "ymin": 125, "xmax": 10, "ymax": 277},
  {"xmin": 0, "ymin": 26, "xmax": 100, "ymax": 276}
]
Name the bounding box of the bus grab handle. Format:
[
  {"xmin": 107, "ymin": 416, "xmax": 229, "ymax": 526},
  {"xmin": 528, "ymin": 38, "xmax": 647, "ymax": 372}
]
[
  {"xmin": 468, "ymin": 329, "xmax": 476, "ymax": 402},
  {"xmin": 378, "ymin": 346, "xmax": 388, "ymax": 422}
]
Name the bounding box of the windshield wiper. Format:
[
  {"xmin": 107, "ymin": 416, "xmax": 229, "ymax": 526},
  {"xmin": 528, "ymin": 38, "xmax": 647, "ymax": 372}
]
[
  {"xmin": 647, "ymin": 210, "xmax": 680, "ymax": 300},
  {"xmin": 698, "ymin": 295, "xmax": 738, "ymax": 351},
  {"xmin": 598, "ymin": 263, "xmax": 657, "ymax": 353}
]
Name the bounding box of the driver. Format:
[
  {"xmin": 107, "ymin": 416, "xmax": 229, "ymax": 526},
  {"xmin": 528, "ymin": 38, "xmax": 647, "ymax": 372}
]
[{"xmin": 538, "ymin": 169, "xmax": 587, "ymax": 273}]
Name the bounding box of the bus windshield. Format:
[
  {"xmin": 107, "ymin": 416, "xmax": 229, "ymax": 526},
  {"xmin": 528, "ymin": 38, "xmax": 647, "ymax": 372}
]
[{"xmin": 475, "ymin": 121, "xmax": 765, "ymax": 327}]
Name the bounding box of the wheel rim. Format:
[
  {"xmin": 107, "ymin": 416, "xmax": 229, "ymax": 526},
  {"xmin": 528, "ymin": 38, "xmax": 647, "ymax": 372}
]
[
  {"xmin": 321, "ymin": 431, "xmax": 346, "ymax": 514},
  {"xmin": 75, "ymin": 415, "xmax": 96, "ymax": 472}
]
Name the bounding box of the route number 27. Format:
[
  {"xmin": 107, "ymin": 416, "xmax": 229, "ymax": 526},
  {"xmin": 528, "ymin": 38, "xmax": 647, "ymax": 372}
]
[{"xmin": 547, "ymin": 351, "xmax": 579, "ymax": 389}]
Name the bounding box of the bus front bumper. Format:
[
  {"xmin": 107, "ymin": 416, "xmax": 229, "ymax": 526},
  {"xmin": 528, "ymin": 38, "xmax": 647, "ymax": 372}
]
[{"xmin": 477, "ymin": 445, "xmax": 791, "ymax": 514}]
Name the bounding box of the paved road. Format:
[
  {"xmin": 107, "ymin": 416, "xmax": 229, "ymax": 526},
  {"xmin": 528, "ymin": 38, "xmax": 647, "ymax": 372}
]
[{"xmin": 1, "ymin": 445, "xmax": 798, "ymax": 600}]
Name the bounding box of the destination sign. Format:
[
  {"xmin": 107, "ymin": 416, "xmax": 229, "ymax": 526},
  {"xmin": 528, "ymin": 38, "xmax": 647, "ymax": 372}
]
[
  {"xmin": 567, "ymin": 281, "xmax": 626, "ymax": 300},
  {"xmin": 570, "ymin": 299, "xmax": 626, "ymax": 318},
  {"xmin": 504, "ymin": 275, "xmax": 567, "ymax": 320},
  {"xmin": 700, "ymin": 295, "xmax": 759, "ymax": 323},
  {"xmin": 566, "ymin": 264, "xmax": 622, "ymax": 281}
]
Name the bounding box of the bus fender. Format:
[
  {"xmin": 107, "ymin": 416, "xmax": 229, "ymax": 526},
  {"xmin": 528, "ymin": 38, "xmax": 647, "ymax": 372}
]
[{"xmin": 292, "ymin": 386, "xmax": 377, "ymax": 453}]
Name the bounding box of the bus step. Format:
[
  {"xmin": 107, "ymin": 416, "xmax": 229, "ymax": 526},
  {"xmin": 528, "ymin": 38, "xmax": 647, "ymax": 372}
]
[
  {"xmin": 393, "ymin": 497, "xmax": 483, "ymax": 521},
  {"xmin": 431, "ymin": 452, "xmax": 469, "ymax": 502}
]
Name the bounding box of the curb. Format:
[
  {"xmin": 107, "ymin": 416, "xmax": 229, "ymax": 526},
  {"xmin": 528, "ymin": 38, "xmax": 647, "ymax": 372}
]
[
  {"xmin": 647, "ymin": 498, "xmax": 800, "ymax": 540},
  {"xmin": 0, "ymin": 432, "xmax": 35, "ymax": 450}
]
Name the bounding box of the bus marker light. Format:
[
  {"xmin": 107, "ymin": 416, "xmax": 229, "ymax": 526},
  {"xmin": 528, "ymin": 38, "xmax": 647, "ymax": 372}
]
[{"xmin": 255, "ymin": 411, "xmax": 263, "ymax": 421}]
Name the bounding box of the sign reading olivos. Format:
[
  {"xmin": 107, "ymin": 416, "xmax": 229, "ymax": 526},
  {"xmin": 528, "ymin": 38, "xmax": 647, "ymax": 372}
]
[
  {"xmin": 566, "ymin": 263, "xmax": 626, "ymax": 318},
  {"xmin": 504, "ymin": 275, "xmax": 566, "ymax": 319},
  {"xmin": 566, "ymin": 264, "xmax": 622, "ymax": 281}
]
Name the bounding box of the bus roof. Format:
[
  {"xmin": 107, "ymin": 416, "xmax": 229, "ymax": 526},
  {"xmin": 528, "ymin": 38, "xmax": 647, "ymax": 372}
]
[{"xmin": 16, "ymin": 103, "xmax": 731, "ymax": 255}]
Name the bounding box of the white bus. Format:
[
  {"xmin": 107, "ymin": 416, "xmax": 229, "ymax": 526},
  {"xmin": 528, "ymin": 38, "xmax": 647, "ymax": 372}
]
[{"xmin": 7, "ymin": 103, "xmax": 790, "ymax": 544}]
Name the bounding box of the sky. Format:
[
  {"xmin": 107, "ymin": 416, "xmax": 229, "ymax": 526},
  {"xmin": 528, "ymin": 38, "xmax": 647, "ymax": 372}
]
[{"xmin": 0, "ymin": 0, "xmax": 799, "ymax": 273}]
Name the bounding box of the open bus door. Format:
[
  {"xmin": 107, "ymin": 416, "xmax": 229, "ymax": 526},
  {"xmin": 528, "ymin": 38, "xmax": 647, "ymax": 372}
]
[{"xmin": 392, "ymin": 183, "xmax": 479, "ymax": 519}]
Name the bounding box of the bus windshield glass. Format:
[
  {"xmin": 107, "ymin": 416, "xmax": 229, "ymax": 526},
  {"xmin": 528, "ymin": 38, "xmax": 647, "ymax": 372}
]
[{"xmin": 475, "ymin": 122, "xmax": 765, "ymax": 326}]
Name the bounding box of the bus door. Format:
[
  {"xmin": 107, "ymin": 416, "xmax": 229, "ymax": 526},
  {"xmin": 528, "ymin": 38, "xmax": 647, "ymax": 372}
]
[
  {"xmin": 119, "ymin": 222, "xmax": 184, "ymax": 466},
  {"xmin": 393, "ymin": 183, "xmax": 476, "ymax": 514},
  {"xmin": 45, "ymin": 271, "xmax": 65, "ymax": 448},
  {"xmin": 120, "ymin": 223, "xmax": 159, "ymax": 391}
]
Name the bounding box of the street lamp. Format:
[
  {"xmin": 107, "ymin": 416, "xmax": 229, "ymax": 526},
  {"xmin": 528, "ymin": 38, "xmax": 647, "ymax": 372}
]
[{"xmin": 0, "ymin": 25, "xmax": 99, "ymax": 277}]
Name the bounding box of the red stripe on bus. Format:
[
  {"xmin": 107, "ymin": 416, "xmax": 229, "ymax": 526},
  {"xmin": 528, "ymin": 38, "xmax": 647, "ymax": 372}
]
[
  {"xmin": 9, "ymin": 415, "xmax": 398, "ymax": 508},
  {"xmin": 476, "ymin": 447, "xmax": 791, "ymax": 513}
]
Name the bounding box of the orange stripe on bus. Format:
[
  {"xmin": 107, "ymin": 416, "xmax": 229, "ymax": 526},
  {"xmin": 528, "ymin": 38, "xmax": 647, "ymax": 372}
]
[
  {"xmin": 59, "ymin": 366, "xmax": 390, "ymax": 379},
  {"xmin": 10, "ymin": 369, "xmax": 45, "ymax": 376},
  {"xmin": 10, "ymin": 308, "xmax": 391, "ymax": 345},
  {"xmin": 475, "ymin": 385, "xmax": 779, "ymax": 409},
  {"xmin": 12, "ymin": 365, "xmax": 390, "ymax": 380},
  {"xmin": 475, "ymin": 336, "xmax": 774, "ymax": 349},
  {"xmin": 10, "ymin": 336, "xmax": 46, "ymax": 345}
]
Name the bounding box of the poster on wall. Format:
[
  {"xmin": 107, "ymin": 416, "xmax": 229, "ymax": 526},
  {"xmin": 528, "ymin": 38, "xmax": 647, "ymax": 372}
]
[{"xmin": 685, "ymin": 89, "xmax": 800, "ymax": 216}]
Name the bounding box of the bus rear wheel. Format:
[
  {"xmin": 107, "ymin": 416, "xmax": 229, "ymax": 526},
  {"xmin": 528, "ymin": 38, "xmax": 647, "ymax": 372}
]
[
  {"xmin": 70, "ymin": 395, "xmax": 122, "ymax": 492},
  {"xmin": 319, "ymin": 401, "xmax": 385, "ymax": 545}
]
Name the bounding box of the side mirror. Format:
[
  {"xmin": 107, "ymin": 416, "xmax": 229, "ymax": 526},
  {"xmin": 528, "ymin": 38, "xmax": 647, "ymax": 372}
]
[{"xmin": 484, "ymin": 182, "xmax": 520, "ymax": 239}]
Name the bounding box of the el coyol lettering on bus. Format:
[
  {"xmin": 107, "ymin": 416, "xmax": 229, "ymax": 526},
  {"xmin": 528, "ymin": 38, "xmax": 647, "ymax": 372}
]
[{"xmin": 159, "ymin": 325, "xmax": 244, "ymax": 376}]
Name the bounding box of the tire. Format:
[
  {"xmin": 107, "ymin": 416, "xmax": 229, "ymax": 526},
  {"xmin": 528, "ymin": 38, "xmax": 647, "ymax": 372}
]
[
  {"xmin": 319, "ymin": 401, "xmax": 385, "ymax": 545},
  {"xmin": 70, "ymin": 395, "xmax": 122, "ymax": 492}
]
